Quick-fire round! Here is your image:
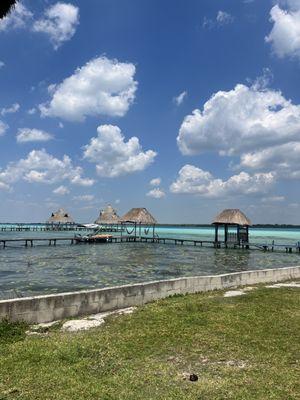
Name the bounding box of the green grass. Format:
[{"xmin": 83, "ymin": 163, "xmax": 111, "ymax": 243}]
[{"xmin": 0, "ymin": 286, "xmax": 299, "ymax": 399}]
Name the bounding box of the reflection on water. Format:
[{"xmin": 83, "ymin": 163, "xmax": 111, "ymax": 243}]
[{"xmin": 0, "ymin": 237, "xmax": 300, "ymax": 299}]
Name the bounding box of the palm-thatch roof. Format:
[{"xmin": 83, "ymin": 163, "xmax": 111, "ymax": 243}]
[
  {"xmin": 213, "ymin": 209, "xmax": 251, "ymax": 226},
  {"xmin": 120, "ymin": 208, "xmax": 157, "ymax": 224},
  {"xmin": 46, "ymin": 208, "xmax": 75, "ymax": 224},
  {"xmin": 94, "ymin": 204, "xmax": 120, "ymax": 224}
]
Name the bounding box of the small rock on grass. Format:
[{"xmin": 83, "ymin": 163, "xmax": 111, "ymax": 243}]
[
  {"xmin": 189, "ymin": 374, "xmax": 199, "ymax": 382},
  {"xmin": 62, "ymin": 318, "xmax": 104, "ymax": 332},
  {"xmin": 181, "ymin": 372, "xmax": 199, "ymax": 382},
  {"xmin": 224, "ymin": 290, "xmax": 246, "ymax": 297}
]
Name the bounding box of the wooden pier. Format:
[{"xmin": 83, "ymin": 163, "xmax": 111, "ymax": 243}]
[{"xmin": 0, "ymin": 235, "xmax": 300, "ymax": 253}]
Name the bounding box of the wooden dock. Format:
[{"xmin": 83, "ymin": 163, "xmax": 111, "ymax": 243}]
[{"xmin": 0, "ymin": 235, "xmax": 300, "ymax": 253}]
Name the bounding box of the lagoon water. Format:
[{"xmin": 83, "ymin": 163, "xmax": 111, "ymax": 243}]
[{"xmin": 0, "ymin": 225, "xmax": 300, "ymax": 300}]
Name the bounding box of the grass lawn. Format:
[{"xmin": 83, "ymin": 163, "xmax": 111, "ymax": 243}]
[{"xmin": 0, "ymin": 285, "xmax": 299, "ymax": 399}]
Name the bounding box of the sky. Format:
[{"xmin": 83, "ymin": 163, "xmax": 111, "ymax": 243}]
[{"xmin": 1, "ymin": 0, "xmax": 300, "ymax": 224}]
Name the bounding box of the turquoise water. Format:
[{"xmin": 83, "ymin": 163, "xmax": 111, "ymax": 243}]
[{"xmin": 0, "ymin": 226, "xmax": 299, "ymax": 300}]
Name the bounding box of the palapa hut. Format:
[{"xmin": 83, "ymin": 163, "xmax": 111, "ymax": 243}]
[
  {"xmin": 213, "ymin": 209, "xmax": 251, "ymax": 246},
  {"xmin": 94, "ymin": 204, "xmax": 120, "ymax": 225},
  {"xmin": 46, "ymin": 208, "xmax": 75, "ymax": 225},
  {"xmin": 120, "ymin": 207, "xmax": 157, "ymax": 238}
]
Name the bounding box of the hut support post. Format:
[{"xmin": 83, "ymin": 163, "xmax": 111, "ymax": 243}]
[
  {"xmin": 224, "ymin": 225, "xmax": 228, "ymax": 247},
  {"xmin": 246, "ymin": 226, "xmax": 249, "ymax": 249},
  {"xmin": 237, "ymin": 225, "xmax": 240, "ymax": 245},
  {"xmin": 214, "ymin": 225, "xmax": 218, "ymax": 246}
]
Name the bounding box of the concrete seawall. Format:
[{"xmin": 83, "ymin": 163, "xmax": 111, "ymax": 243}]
[{"xmin": 1, "ymin": 266, "xmax": 299, "ymax": 324}]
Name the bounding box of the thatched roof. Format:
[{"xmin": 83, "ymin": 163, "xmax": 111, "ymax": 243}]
[
  {"xmin": 120, "ymin": 208, "xmax": 157, "ymax": 224},
  {"xmin": 47, "ymin": 208, "xmax": 75, "ymax": 224},
  {"xmin": 213, "ymin": 209, "xmax": 251, "ymax": 226},
  {"xmin": 94, "ymin": 204, "xmax": 120, "ymax": 224}
]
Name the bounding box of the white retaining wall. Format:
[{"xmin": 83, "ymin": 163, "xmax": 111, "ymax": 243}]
[{"xmin": 0, "ymin": 266, "xmax": 299, "ymax": 324}]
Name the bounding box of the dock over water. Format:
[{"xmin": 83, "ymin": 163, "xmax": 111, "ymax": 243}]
[{"xmin": 1, "ymin": 235, "xmax": 300, "ymax": 253}]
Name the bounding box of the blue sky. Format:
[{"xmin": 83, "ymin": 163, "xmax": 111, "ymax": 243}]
[{"xmin": 1, "ymin": 0, "xmax": 300, "ymax": 224}]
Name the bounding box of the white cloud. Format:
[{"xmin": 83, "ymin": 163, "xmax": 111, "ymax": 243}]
[
  {"xmin": 173, "ymin": 91, "xmax": 187, "ymax": 106},
  {"xmin": 73, "ymin": 194, "xmax": 95, "ymax": 202},
  {"xmin": 0, "ymin": 61, "xmax": 5, "ymax": 69},
  {"xmin": 16, "ymin": 128, "xmax": 53, "ymax": 143},
  {"xmin": 216, "ymin": 11, "xmax": 234, "ymax": 25},
  {"xmin": 147, "ymin": 188, "xmax": 165, "ymax": 199},
  {"xmin": 53, "ymin": 185, "xmax": 70, "ymax": 195},
  {"xmin": 27, "ymin": 108, "xmax": 36, "ymax": 115},
  {"xmin": 177, "ymin": 83, "xmax": 300, "ymax": 157},
  {"xmin": 266, "ymin": 2, "xmax": 300, "ymax": 60},
  {"xmin": 240, "ymin": 142, "xmax": 300, "ymax": 178},
  {"xmin": 0, "ymin": 149, "xmax": 94, "ymax": 190},
  {"xmin": 261, "ymin": 195, "xmax": 285, "ymax": 203},
  {"xmin": 40, "ymin": 56, "xmax": 137, "ymax": 122},
  {"xmin": 170, "ymin": 165, "xmax": 275, "ymax": 198},
  {"xmin": 203, "ymin": 10, "xmax": 234, "ymax": 29},
  {"xmin": 0, "ymin": 120, "xmax": 8, "ymax": 136},
  {"xmin": 83, "ymin": 125, "xmax": 157, "ymax": 178},
  {"xmin": 0, "ymin": 2, "xmax": 33, "ymax": 32},
  {"xmin": 33, "ymin": 2, "xmax": 79, "ymax": 50},
  {"xmin": 0, "ymin": 181, "xmax": 10, "ymax": 191},
  {"xmin": 150, "ymin": 177, "xmax": 161, "ymax": 186},
  {"xmin": 1, "ymin": 103, "xmax": 20, "ymax": 116}
]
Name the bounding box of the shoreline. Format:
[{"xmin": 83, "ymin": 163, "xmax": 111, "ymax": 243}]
[{"xmin": 1, "ymin": 265, "xmax": 299, "ymax": 324}]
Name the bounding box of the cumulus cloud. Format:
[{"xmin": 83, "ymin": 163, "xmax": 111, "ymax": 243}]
[
  {"xmin": 53, "ymin": 185, "xmax": 70, "ymax": 195},
  {"xmin": 33, "ymin": 3, "xmax": 79, "ymax": 49},
  {"xmin": 177, "ymin": 83, "xmax": 300, "ymax": 157},
  {"xmin": 16, "ymin": 128, "xmax": 53, "ymax": 143},
  {"xmin": 0, "ymin": 149, "xmax": 94, "ymax": 190},
  {"xmin": 0, "ymin": 61, "xmax": 5, "ymax": 69},
  {"xmin": 266, "ymin": 1, "xmax": 300, "ymax": 60},
  {"xmin": 0, "ymin": 120, "xmax": 8, "ymax": 136},
  {"xmin": 147, "ymin": 188, "xmax": 165, "ymax": 199},
  {"xmin": 170, "ymin": 165, "xmax": 275, "ymax": 198},
  {"xmin": 240, "ymin": 142, "xmax": 300, "ymax": 178},
  {"xmin": 40, "ymin": 56, "xmax": 137, "ymax": 122},
  {"xmin": 0, "ymin": 2, "xmax": 33, "ymax": 31},
  {"xmin": 173, "ymin": 91, "xmax": 187, "ymax": 106},
  {"xmin": 1, "ymin": 103, "xmax": 20, "ymax": 116},
  {"xmin": 83, "ymin": 125, "xmax": 157, "ymax": 178},
  {"xmin": 177, "ymin": 79, "xmax": 300, "ymax": 182},
  {"xmin": 150, "ymin": 177, "xmax": 161, "ymax": 186}
]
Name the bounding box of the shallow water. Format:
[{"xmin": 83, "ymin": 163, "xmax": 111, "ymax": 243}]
[{"xmin": 0, "ymin": 226, "xmax": 300, "ymax": 299}]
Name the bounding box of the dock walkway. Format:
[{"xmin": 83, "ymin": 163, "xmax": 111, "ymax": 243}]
[{"xmin": 0, "ymin": 235, "xmax": 300, "ymax": 253}]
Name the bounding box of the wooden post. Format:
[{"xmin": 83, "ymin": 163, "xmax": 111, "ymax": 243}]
[
  {"xmin": 246, "ymin": 226, "xmax": 249, "ymax": 249},
  {"xmin": 214, "ymin": 224, "xmax": 218, "ymax": 245},
  {"xmin": 224, "ymin": 224, "xmax": 228, "ymax": 247}
]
